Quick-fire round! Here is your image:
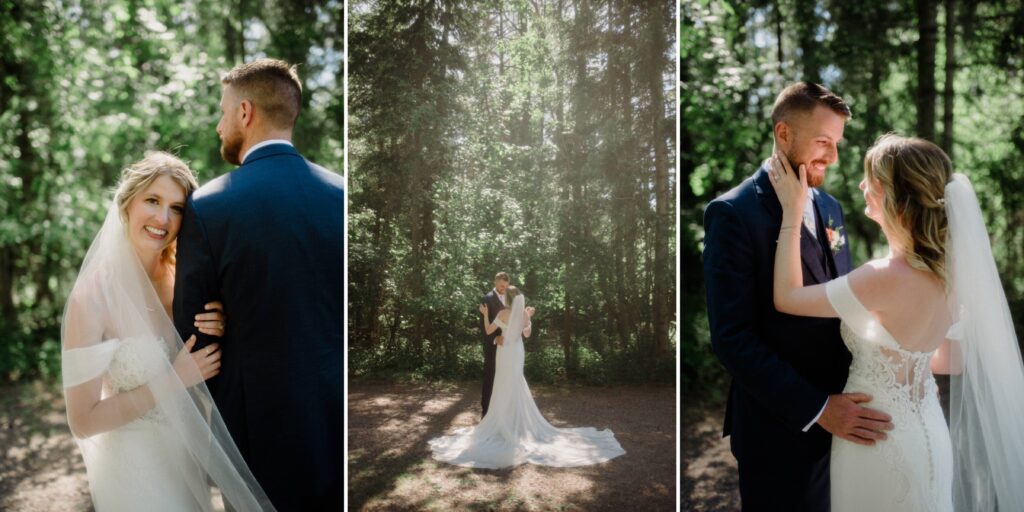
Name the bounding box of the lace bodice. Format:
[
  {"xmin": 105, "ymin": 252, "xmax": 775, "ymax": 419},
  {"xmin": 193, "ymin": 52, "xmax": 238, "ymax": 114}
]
[
  {"xmin": 826, "ymin": 275, "xmax": 954, "ymax": 511},
  {"xmin": 826, "ymin": 275, "xmax": 939, "ymax": 412},
  {"xmin": 105, "ymin": 337, "xmax": 173, "ymax": 423}
]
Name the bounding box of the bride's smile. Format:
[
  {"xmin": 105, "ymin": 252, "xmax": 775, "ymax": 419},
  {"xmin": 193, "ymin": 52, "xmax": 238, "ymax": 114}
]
[{"xmin": 124, "ymin": 174, "xmax": 186, "ymax": 258}]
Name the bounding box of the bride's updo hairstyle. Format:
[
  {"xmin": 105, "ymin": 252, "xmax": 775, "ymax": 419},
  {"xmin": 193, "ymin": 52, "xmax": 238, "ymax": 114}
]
[
  {"xmin": 115, "ymin": 151, "xmax": 199, "ymax": 265},
  {"xmin": 864, "ymin": 134, "xmax": 953, "ymax": 285},
  {"xmin": 505, "ymin": 286, "xmax": 522, "ymax": 305}
]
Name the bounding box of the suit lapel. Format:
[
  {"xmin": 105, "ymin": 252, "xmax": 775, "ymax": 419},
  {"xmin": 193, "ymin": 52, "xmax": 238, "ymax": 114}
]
[{"xmin": 755, "ymin": 165, "xmax": 831, "ymax": 284}]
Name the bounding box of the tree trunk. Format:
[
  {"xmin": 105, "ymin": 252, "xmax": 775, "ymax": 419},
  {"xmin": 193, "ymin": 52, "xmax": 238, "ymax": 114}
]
[
  {"xmin": 941, "ymin": 0, "xmax": 956, "ymax": 158},
  {"xmin": 916, "ymin": 0, "xmax": 938, "ymax": 142},
  {"xmin": 775, "ymin": 0, "xmax": 784, "ymax": 75},
  {"xmin": 795, "ymin": 0, "xmax": 820, "ymax": 82},
  {"xmin": 645, "ymin": 0, "xmax": 670, "ymax": 357}
]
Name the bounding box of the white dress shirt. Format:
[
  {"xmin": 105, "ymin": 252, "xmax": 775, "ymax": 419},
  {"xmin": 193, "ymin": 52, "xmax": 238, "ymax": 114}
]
[{"xmin": 803, "ymin": 190, "xmax": 817, "ymax": 239}]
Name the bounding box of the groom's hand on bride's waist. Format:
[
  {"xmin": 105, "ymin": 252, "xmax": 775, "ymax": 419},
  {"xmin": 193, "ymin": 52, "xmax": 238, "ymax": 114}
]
[{"xmin": 817, "ymin": 392, "xmax": 894, "ymax": 446}]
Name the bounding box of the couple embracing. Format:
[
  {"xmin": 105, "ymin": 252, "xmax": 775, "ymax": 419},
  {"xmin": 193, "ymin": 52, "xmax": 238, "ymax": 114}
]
[
  {"xmin": 704, "ymin": 82, "xmax": 1024, "ymax": 511},
  {"xmin": 61, "ymin": 59, "xmax": 343, "ymax": 511},
  {"xmin": 428, "ymin": 272, "xmax": 626, "ymax": 469}
]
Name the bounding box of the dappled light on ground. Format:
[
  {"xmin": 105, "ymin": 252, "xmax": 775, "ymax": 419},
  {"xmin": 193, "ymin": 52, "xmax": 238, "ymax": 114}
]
[
  {"xmin": 348, "ymin": 382, "xmax": 675, "ymax": 511},
  {"xmin": 0, "ymin": 382, "xmax": 91, "ymax": 511}
]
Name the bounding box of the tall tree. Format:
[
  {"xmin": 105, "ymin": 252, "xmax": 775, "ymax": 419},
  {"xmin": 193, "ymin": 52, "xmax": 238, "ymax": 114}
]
[
  {"xmin": 941, "ymin": 0, "xmax": 956, "ymax": 157},
  {"xmin": 916, "ymin": 0, "xmax": 939, "ymax": 141}
]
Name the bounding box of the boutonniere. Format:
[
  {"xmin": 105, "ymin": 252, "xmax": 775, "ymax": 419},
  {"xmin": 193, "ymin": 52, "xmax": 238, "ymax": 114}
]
[{"xmin": 826, "ymin": 215, "xmax": 846, "ymax": 254}]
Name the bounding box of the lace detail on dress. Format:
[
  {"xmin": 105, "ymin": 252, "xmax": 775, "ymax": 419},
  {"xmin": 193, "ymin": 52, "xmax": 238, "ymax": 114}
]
[
  {"xmin": 828, "ymin": 274, "xmax": 951, "ymax": 511},
  {"xmin": 105, "ymin": 337, "xmax": 173, "ymax": 424}
]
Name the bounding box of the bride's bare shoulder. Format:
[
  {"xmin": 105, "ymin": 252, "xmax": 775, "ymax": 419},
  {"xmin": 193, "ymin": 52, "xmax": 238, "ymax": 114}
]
[{"xmin": 849, "ymin": 257, "xmax": 944, "ymax": 310}]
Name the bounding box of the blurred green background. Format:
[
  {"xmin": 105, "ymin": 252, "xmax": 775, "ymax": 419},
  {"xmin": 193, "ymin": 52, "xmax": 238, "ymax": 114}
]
[
  {"xmin": 681, "ymin": 0, "xmax": 1024, "ymax": 402},
  {"xmin": 0, "ymin": 0, "xmax": 343, "ymax": 382}
]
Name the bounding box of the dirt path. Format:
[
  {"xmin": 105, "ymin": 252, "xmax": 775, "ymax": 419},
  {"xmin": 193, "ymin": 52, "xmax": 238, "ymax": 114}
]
[
  {"xmin": 0, "ymin": 381, "xmax": 92, "ymax": 511},
  {"xmin": 681, "ymin": 404, "xmax": 738, "ymax": 512},
  {"xmin": 347, "ymin": 381, "xmax": 676, "ymax": 511}
]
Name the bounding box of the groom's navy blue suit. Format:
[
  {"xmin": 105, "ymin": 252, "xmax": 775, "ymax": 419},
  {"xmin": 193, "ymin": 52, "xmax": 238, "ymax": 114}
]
[
  {"xmin": 703, "ymin": 165, "xmax": 852, "ymax": 512},
  {"xmin": 173, "ymin": 143, "xmax": 343, "ymax": 511}
]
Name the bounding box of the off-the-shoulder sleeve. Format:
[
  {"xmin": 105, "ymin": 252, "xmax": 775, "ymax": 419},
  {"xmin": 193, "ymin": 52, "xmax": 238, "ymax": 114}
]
[
  {"xmin": 825, "ymin": 274, "xmax": 882, "ymax": 343},
  {"xmin": 62, "ymin": 339, "xmax": 121, "ymax": 388}
]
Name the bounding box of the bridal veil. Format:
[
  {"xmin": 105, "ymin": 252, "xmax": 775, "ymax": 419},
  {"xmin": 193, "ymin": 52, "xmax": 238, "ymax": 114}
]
[
  {"xmin": 61, "ymin": 202, "xmax": 274, "ymax": 510},
  {"xmin": 944, "ymin": 173, "xmax": 1024, "ymax": 510}
]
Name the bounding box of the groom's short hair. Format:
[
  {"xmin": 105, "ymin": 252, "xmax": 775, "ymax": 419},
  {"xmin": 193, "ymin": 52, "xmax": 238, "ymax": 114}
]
[
  {"xmin": 221, "ymin": 59, "xmax": 303, "ymax": 129},
  {"xmin": 494, "ymin": 272, "xmax": 510, "ymax": 282},
  {"xmin": 771, "ymin": 82, "xmax": 851, "ymax": 125}
]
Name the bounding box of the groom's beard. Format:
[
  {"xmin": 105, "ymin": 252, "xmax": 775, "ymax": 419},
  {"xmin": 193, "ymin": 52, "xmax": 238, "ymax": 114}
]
[
  {"xmin": 220, "ymin": 134, "xmax": 243, "ymax": 166},
  {"xmin": 784, "ymin": 148, "xmax": 827, "ymax": 188}
]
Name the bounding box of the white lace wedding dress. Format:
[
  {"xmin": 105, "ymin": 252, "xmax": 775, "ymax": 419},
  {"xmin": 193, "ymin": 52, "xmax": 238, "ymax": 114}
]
[
  {"xmin": 428, "ymin": 295, "xmax": 625, "ymax": 469},
  {"xmin": 826, "ymin": 275, "xmax": 953, "ymax": 512},
  {"xmin": 72, "ymin": 337, "xmax": 207, "ymax": 510},
  {"xmin": 62, "ymin": 202, "xmax": 273, "ymax": 511}
]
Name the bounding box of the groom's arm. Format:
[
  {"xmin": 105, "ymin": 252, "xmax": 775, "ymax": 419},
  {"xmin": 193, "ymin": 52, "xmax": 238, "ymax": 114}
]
[
  {"xmin": 703, "ymin": 199, "xmax": 827, "ymax": 432},
  {"xmin": 173, "ymin": 196, "xmax": 220, "ymax": 354}
]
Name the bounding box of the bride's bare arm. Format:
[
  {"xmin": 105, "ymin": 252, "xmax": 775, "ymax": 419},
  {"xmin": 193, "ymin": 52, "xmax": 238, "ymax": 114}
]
[
  {"xmin": 931, "ymin": 339, "xmax": 963, "ymax": 375},
  {"xmin": 64, "ymin": 296, "xmax": 221, "ymax": 438},
  {"xmin": 479, "ymin": 304, "xmax": 500, "ymax": 335},
  {"xmin": 768, "ymin": 152, "xmax": 839, "ymax": 318}
]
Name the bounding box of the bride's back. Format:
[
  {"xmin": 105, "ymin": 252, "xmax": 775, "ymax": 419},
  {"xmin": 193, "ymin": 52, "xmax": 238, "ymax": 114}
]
[{"xmin": 850, "ymin": 257, "xmax": 952, "ymax": 353}]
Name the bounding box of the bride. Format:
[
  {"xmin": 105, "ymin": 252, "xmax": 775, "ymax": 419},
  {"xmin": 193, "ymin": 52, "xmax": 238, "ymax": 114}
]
[
  {"xmin": 428, "ymin": 286, "xmax": 625, "ymax": 469},
  {"xmin": 769, "ymin": 134, "xmax": 1024, "ymax": 511},
  {"xmin": 62, "ymin": 152, "xmax": 274, "ymax": 510}
]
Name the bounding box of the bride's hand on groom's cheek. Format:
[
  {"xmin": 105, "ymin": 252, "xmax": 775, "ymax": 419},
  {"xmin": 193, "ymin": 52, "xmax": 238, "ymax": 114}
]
[
  {"xmin": 768, "ymin": 151, "xmax": 808, "ymax": 217},
  {"xmin": 194, "ymin": 301, "xmax": 227, "ymax": 337}
]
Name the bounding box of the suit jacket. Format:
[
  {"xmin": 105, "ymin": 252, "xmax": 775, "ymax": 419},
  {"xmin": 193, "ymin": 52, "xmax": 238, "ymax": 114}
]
[
  {"xmin": 703, "ymin": 164, "xmax": 853, "ymax": 464},
  {"xmin": 172, "ymin": 143, "xmax": 343, "ymax": 511},
  {"xmin": 482, "ymin": 290, "xmax": 505, "ymax": 342}
]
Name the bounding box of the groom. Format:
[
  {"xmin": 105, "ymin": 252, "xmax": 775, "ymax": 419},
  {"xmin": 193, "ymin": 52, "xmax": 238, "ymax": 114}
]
[
  {"xmin": 479, "ymin": 272, "xmax": 509, "ymax": 417},
  {"xmin": 173, "ymin": 59, "xmax": 343, "ymax": 510},
  {"xmin": 703, "ymin": 82, "xmax": 891, "ymax": 511}
]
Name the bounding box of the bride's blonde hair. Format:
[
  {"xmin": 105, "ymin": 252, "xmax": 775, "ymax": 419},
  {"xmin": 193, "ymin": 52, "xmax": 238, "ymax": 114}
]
[
  {"xmin": 864, "ymin": 134, "xmax": 953, "ymax": 285},
  {"xmin": 505, "ymin": 286, "xmax": 522, "ymax": 305},
  {"xmin": 115, "ymin": 151, "xmax": 199, "ymax": 266}
]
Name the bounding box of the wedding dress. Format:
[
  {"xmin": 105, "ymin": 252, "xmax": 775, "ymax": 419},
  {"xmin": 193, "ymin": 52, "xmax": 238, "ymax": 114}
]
[
  {"xmin": 825, "ymin": 274, "xmax": 953, "ymax": 512},
  {"xmin": 828, "ymin": 173, "xmax": 1024, "ymax": 511},
  {"xmin": 428, "ymin": 295, "xmax": 625, "ymax": 469},
  {"xmin": 61, "ymin": 203, "xmax": 274, "ymax": 511}
]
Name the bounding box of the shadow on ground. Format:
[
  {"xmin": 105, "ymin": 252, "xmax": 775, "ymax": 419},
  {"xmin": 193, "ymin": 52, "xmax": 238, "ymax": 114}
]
[
  {"xmin": 348, "ymin": 381, "xmax": 676, "ymax": 511},
  {"xmin": 681, "ymin": 402, "xmax": 738, "ymax": 512},
  {"xmin": 0, "ymin": 381, "xmax": 92, "ymax": 511}
]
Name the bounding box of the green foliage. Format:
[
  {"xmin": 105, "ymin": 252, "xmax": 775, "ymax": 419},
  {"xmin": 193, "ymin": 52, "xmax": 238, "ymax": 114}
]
[
  {"xmin": 348, "ymin": 0, "xmax": 677, "ymax": 385},
  {"xmin": 682, "ymin": 0, "xmax": 1024, "ymax": 400},
  {"xmin": 0, "ymin": 0, "xmax": 342, "ymax": 382}
]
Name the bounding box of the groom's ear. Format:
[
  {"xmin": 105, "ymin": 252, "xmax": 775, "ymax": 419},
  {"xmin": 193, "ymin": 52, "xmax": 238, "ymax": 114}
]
[
  {"xmin": 239, "ymin": 99, "xmax": 255, "ymax": 127},
  {"xmin": 774, "ymin": 121, "xmax": 791, "ymax": 147}
]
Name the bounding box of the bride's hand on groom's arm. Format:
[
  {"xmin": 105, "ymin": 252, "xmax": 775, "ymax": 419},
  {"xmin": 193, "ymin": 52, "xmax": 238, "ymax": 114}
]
[
  {"xmin": 194, "ymin": 301, "xmax": 227, "ymax": 337},
  {"xmin": 173, "ymin": 335, "xmax": 222, "ymax": 387},
  {"xmin": 817, "ymin": 392, "xmax": 895, "ymax": 446}
]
